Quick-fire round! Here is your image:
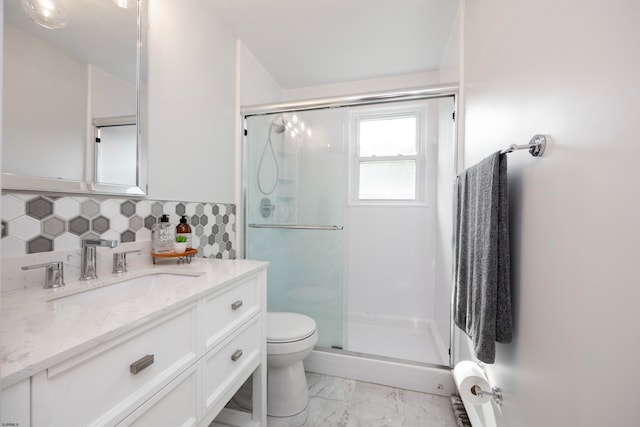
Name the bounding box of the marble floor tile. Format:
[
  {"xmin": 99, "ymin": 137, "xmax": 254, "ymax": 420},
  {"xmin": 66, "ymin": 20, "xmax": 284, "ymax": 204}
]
[{"xmin": 267, "ymin": 373, "xmax": 457, "ymax": 427}]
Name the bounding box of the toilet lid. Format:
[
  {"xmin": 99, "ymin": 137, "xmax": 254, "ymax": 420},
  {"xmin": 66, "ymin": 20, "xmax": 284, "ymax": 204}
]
[{"xmin": 267, "ymin": 312, "xmax": 317, "ymax": 343}]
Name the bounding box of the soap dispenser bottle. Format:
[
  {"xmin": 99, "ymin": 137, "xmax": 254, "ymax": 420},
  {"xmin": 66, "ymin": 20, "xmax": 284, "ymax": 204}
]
[
  {"xmin": 176, "ymin": 215, "xmax": 192, "ymax": 249},
  {"xmin": 152, "ymin": 214, "xmax": 173, "ymax": 253}
]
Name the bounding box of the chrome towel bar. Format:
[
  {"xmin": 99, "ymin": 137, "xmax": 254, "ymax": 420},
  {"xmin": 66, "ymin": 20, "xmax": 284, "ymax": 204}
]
[
  {"xmin": 500, "ymin": 134, "xmax": 547, "ymax": 157},
  {"xmin": 248, "ymin": 224, "xmax": 344, "ymax": 231}
]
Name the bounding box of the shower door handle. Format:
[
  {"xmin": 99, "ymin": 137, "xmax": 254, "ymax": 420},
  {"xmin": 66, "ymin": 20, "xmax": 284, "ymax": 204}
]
[{"xmin": 248, "ymin": 224, "xmax": 344, "ymax": 231}]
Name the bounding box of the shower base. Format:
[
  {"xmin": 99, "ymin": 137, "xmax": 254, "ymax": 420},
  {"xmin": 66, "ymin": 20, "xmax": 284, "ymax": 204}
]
[
  {"xmin": 304, "ymin": 349, "xmax": 455, "ymax": 397},
  {"xmin": 346, "ymin": 313, "xmax": 449, "ymax": 365}
]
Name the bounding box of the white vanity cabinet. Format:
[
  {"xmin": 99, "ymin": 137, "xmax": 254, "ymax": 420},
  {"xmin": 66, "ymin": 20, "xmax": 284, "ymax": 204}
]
[
  {"xmin": 117, "ymin": 364, "xmax": 200, "ymax": 426},
  {"xmin": 201, "ymin": 272, "xmax": 265, "ymax": 423},
  {"xmin": 1, "ymin": 264, "xmax": 267, "ymax": 427},
  {"xmin": 0, "ymin": 378, "xmax": 31, "ymax": 426},
  {"xmin": 31, "ymin": 303, "xmax": 199, "ymax": 426}
]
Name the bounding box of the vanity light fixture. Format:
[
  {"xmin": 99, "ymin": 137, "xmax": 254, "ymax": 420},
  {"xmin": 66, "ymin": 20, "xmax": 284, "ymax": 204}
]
[{"xmin": 21, "ymin": 0, "xmax": 68, "ymax": 30}]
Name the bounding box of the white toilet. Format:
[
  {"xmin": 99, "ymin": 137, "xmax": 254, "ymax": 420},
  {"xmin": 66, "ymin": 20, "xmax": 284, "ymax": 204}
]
[{"xmin": 266, "ymin": 312, "xmax": 318, "ymax": 417}]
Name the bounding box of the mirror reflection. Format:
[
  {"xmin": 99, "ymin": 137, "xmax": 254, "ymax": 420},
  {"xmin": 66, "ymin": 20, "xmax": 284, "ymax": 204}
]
[
  {"xmin": 2, "ymin": 0, "xmax": 141, "ymax": 191},
  {"xmin": 94, "ymin": 115, "xmax": 137, "ymax": 186}
]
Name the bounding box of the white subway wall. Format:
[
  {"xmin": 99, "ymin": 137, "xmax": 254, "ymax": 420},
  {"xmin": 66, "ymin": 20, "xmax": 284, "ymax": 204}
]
[{"xmin": 462, "ymin": 0, "xmax": 640, "ymax": 425}]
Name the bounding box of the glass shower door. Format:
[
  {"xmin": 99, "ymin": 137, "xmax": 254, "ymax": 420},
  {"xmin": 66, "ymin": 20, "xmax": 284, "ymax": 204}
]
[{"xmin": 244, "ymin": 110, "xmax": 346, "ymax": 349}]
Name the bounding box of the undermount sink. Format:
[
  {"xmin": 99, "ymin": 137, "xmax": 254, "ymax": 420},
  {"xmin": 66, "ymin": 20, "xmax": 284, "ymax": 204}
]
[{"xmin": 43, "ymin": 271, "xmax": 205, "ymax": 306}]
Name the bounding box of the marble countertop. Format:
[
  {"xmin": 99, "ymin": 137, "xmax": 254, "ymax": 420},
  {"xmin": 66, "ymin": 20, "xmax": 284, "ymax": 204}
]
[{"xmin": 0, "ymin": 258, "xmax": 268, "ymax": 388}]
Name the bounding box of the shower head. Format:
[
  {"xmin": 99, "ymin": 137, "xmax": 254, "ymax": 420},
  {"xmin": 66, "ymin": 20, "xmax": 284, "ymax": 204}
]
[{"xmin": 270, "ymin": 116, "xmax": 287, "ymax": 134}]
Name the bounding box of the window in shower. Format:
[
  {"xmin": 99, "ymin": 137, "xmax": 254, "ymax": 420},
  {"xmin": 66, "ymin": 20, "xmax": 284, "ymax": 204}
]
[{"xmin": 349, "ymin": 104, "xmax": 426, "ymax": 204}]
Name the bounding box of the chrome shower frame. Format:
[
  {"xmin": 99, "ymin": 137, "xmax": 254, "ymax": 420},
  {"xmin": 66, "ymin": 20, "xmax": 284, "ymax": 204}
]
[{"xmin": 240, "ymin": 83, "xmax": 460, "ymax": 369}]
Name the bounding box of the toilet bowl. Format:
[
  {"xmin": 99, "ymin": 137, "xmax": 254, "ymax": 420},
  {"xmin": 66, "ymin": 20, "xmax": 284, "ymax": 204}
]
[{"xmin": 266, "ymin": 312, "xmax": 318, "ymax": 417}]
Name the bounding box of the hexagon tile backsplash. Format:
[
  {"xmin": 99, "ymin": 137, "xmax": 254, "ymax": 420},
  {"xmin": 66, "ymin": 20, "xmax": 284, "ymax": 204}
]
[{"xmin": 1, "ymin": 193, "xmax": 236, "ymax": 259}]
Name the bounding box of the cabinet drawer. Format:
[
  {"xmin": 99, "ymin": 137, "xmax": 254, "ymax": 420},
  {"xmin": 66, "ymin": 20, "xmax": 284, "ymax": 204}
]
[
  {"xmin": 202, "ymin": 316, "xmax": 261, "ymax": 419},
  {"xmin": 32, "ymin": 303, "xmax": 198, "ymax": 427},
  {"xmin": 203, "ymin": 275, "xmax": 260, "ymax": 351},
  {"xmin": 117, "ymin": 363, "xmax": 198, "ymax": 427}
]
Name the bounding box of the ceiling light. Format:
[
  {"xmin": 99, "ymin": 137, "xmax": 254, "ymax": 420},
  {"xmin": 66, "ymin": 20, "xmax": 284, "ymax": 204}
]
[
  {"xmin": 21, "ymin": 0, "xmax": 68, "ymax": 30},
  {"xmin": 113, "ymin": 0, "xmax": 137, "ymax": 8}
]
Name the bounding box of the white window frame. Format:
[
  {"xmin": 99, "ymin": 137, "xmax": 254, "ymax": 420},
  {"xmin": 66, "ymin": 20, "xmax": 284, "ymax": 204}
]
[{"xmin": 348, "ymin": 102, "xmax": 428, "ymax": 206}]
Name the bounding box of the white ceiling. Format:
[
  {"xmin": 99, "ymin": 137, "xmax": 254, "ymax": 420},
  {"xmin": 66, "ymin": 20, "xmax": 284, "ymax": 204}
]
[
  {"xmin": 4, "ymin": 0, "xmax": 460, "ymax": 90},
  {"xmin": 211, "ymin": 0, "xmax": 460, "ymax": 89}
]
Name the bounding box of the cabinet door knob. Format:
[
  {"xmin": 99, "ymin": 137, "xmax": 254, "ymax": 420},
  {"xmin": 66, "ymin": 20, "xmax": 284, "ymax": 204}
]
[
  {"xmin": 130, "ymin": 354, "xmax": 154, "ymax": 374},
  {"xmin": 231, "ymin": 300, "xmax": 243, "ymax": 310},
  {"xmin": 231, "ymin": 349, "xmax": 243, "ymax": 362}
]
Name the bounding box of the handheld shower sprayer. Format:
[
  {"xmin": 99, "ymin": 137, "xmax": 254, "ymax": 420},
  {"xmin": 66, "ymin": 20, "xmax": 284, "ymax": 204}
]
[{"xmin": 257, "ymin": 115, "xmax": 284, "ymax": 196}]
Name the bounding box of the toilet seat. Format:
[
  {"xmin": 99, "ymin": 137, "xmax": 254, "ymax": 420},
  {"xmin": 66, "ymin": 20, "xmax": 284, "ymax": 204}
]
[{"xmin": 267, "ymin": 312, "xmax": 317, "ymax": 343}]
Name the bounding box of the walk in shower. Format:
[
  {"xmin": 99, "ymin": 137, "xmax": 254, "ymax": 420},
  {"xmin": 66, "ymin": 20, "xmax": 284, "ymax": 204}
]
[{"xmin": 243, "ymin": 87, "xmax": 458, "ymax": 393}]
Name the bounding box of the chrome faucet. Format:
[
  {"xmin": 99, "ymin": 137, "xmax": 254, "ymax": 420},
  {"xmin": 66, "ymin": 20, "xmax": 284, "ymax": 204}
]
[
  {"xmin": 112, "ymin": 250, "xmax": 142, "ymax": 274},
  {"xmin": 80, "ymin": 238, "xmax": 118, "ymax": 281},
  {"xmin": 22, "ymin": 261, "xmax": 65, "ymax": 288}
]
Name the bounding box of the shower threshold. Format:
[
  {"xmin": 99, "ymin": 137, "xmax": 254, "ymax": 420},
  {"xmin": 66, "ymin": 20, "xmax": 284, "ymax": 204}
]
[{"xmin": 304, "ymin": 348, "xmax": 455, "ymax": 397}]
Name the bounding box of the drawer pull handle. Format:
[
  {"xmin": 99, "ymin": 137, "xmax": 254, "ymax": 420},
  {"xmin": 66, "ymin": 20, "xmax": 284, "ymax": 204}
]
[
  {"xmin": 231, "ymin": 300, "xmax": 243, "ymax": 310},
  {"xmin": 231, "ymin": 349, "xmax": 243, "ymax": 362},
  {"xmin": 130, "ymin": 354, "xmax": 154, "ymax": 375}
]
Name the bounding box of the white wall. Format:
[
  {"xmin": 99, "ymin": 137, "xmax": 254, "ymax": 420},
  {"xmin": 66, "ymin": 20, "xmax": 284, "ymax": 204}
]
[
  {"xmin": 147, "ymin": 0, "xmax": 236, "ymax": 203},
  {"xmin": 347, "ymin": 206, "xmax": 436, "ymax": 320},
  {"xmin": 238, "ymin": 43, "xmax": 283, "ymax": 107},
  {"xmin": 438, "ymin": 6, "xmax": 461, "ymax": 85},
  {"xmin": 462, "ymin": 0, "xmax": 640, "ymax": 425}
]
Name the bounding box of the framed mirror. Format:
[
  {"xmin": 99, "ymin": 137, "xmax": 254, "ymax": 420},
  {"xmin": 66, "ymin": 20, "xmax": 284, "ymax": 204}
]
[{"xmin": 2, "ymin": 0, "xmax": 148, "ymax": 196}]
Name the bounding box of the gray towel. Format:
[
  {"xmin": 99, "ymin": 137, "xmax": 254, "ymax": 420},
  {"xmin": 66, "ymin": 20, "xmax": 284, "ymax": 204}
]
[{"xmin": 454, "ymin": 152, "xmax": 512, "ymax": 363}]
